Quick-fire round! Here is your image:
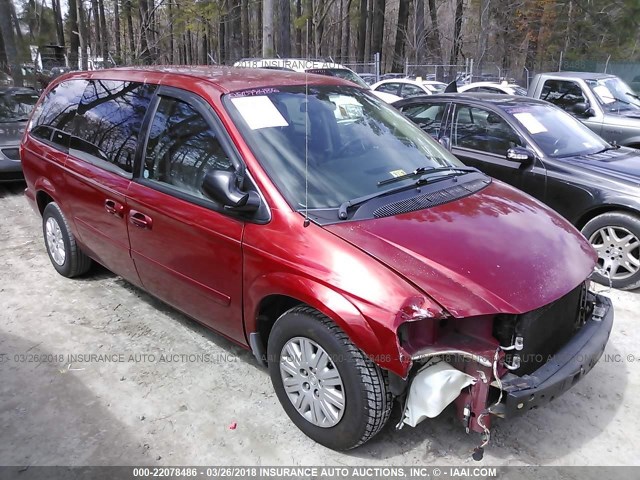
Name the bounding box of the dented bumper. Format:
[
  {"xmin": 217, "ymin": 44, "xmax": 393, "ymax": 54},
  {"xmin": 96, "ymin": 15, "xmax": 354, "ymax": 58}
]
[{"xmin": 499, "ymin": 293, "xmax": 613, "ymax": 417}]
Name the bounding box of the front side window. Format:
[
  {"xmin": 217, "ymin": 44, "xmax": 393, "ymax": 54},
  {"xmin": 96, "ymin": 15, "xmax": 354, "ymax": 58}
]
[
  {"xmin": 224, "ymin": 86, "xmax": 462, "ymax": 210},
  {"xmin": 144, "ymin": 96, "xmax": 233, "ymax": 198},
  {"xmin": 69, "ymin": 80, "xmax": 155, "ymax": 174},
  {"xmin": 540, "ymin": 80, "xmax": 587, "ymax": 113},
  {"xmin": 503, "ymin": 103, "xmax": 609, "ymax": 158},
  {"xmin": 401, "ymin": 103, "xmax": 447, "ymax": 138},
  {"xmin": 452, "ymin": 105, "xmax": 523, "ymax": 155}
]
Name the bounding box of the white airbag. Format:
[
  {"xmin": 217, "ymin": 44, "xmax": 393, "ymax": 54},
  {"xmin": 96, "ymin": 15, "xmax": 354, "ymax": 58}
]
[{"xmin": 403, "ymin": 358, "xmax": 476, "ymax": 428}]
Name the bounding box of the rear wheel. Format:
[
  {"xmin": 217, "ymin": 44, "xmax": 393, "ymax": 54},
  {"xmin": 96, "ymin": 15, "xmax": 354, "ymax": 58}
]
[
  {"xmin": 42, "ymin": 202, "xmax": 92, "ymax": 278},
  {"xmin": 267, "ymin": 306, "xmax": 392, "ymax": 450},
  {"xmin": 582, "ymin": 212, "xmax": 640, "ymax": 290}
]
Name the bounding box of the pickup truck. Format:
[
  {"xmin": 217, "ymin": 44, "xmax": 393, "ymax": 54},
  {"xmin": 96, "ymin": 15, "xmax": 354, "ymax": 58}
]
[{"xmin": 528, "ymin": 71, "xmax": 640, "ymax": 148}]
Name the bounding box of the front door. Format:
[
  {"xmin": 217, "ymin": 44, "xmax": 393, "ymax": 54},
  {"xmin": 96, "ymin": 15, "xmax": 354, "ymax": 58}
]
[
  {"xmin": 127, "ymin": 88, "xmax": 245, "ymax": 342},
  {"xmin": 449, "ymin": 103, "xmax": 547, "ymax": 200}
]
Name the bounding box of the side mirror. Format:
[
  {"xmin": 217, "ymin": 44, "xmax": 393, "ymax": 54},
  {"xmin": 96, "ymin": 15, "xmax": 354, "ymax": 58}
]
[
  {"xmin": 572, "ymin": 102, "xmax": 595, "ymax": 118},
  {"xmin": 506, "ymin": 147, "xmax": 534, "ymax": 166},
  {"xmin": 202, "ymin": 170, "xmax": 261, "ymax": 213},
  {"xmin": 439, "ymin": 136, "xmax": 451, "ymax": 151}
]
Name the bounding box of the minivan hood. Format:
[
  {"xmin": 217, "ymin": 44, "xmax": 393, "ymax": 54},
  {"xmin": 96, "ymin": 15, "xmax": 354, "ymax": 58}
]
[{"xmin": 325, "ymin": 181, "xmax": 596, "ymax": 318}]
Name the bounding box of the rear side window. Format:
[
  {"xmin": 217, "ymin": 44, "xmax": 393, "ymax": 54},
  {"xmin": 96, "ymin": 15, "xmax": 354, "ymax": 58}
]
[
  {"xmin": 401, "ymin": 103, "xmax": 447, "ymax": 138},
  {"xmin": 29, "ymin": 79, "xmax": 87, "ymax": 148},
  {"xmin": 69, "ymin": 80, "xmax": 156, "ymax": 175}
]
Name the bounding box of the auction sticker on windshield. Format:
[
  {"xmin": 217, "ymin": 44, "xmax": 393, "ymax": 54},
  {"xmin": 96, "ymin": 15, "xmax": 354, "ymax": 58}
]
[
  {"xmin": 513, "ymin": 112, "xmax": 548, "ymax": 134},
  {"xmin": 230, "ymin": 96, "xmax": 289, "ymax": 130}
]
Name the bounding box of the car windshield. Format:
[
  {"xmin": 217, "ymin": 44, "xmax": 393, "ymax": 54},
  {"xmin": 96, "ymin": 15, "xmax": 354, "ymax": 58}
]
[
  {"xmin": 503, "ymin": 103, "xmax": 610, "ymax": 158},
  {"xmin": 512, "ymin": 86, "xmax": 528, "ymax": 96},
  {"xmin": 0, "ymin": 90, "xmax": 39, "ymax": 122},
  {"xmin": 424, "ymin": 83, "xmax": 446, "ymax": 94},
  {"xmin": 306, "ymin": 68, "xmax": 370, "ymax": 89},
  {"xmin": 586, "ymin": 77, "xmax": 640, "ymax": 112},
  {"xmin": 224, "ymin": 85, "xmax": 463, "ymax": 210}
]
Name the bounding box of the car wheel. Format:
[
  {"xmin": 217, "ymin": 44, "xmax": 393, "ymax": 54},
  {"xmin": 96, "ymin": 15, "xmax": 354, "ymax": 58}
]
[
  {"xmin": 582, "ymin": 212, "xmax": 640, "ymax": 290},
  {"xmin": 267, "ymin": 306, "xmax": 392, "ymax": 450},
  {"xmin": 42, "ymin": 202, "xmax": 92, "ymax": 278}
]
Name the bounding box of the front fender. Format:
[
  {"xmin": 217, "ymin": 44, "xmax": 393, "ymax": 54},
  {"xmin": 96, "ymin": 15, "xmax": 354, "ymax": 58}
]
[{"xmin": 244, "ymin": 272, "xmax": 411, "ymax": 377}]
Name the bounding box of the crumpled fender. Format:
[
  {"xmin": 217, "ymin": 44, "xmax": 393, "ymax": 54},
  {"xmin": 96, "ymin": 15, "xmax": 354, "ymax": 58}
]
[{"xmin": 244, "ymin": 272, "xmax": 413, "ymax": 377}]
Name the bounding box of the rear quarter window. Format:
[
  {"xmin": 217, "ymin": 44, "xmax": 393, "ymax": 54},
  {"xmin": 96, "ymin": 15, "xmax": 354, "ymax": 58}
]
[{"xmin": 29, "ymin": 79, "xmax": 87, "ymax": 148}]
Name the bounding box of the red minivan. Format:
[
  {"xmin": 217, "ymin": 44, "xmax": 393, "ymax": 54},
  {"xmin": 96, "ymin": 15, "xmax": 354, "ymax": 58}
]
[{"xmin": 20, "ymin": 67, "xmax": 613, "ymax": 453}]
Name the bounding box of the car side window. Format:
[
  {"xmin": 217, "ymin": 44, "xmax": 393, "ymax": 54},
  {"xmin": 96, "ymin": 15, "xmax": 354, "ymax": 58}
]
[
  {"xmin": 452, "ymin": 105, "xmax": 523, "ymax": 155},
  {"xmin": 401, "ymin": 103, "xmax": 446, "ymax": 138},
  {"xmin": 29, "ymin": 79, "xmax": 87, "ymax": 149},
  {"xmin": 144, "ymin": 96, "xmax": 234, "ymax": 199},
  {"xmin": 401, "ymin": 84, "xmax": 425, "ymax": 98},
  {"xmin": 68, "ymin": 80, "xmax": 156, "ymax": 175},
  {"xmin": 376, "ymin": 83, "xmax": 400, "ymax": 95},
  {"xmin": 540, "ymin": 80, "xmax": 586, "ymax": 113}
]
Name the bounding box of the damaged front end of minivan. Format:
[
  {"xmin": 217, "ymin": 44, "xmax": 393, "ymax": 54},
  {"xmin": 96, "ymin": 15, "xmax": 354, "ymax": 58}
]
[{"xmin": 390, "ymin": 280, "xmax": 613, "ymax": 460}]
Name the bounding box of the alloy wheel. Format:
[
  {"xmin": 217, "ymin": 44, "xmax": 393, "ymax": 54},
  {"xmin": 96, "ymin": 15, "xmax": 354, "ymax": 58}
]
[
  {"xmin": 589, "ymin": 225, "xmax": 640, "ymax": 281},
  {"xmin": 45, "ymin": 217, "xmax": 66, "ymax": 266}
]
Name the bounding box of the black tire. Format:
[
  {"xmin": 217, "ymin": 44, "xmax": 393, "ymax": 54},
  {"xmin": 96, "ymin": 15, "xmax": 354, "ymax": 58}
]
[
  {"xmin": 581, "ymin": 211, "xmax": 640, "ymax": 290},
  {"xmin": 267, "ymin": 306, "xmax": 392, "ymax": 450},
  {"xmin": 42, "ymin": 202, "xmax": 92, "ymax": 278}
]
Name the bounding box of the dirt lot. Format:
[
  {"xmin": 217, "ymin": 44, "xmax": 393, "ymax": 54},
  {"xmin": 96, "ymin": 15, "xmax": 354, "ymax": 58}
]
[{"xmin": 1, "ymin": 181, "xmax": 639, "ymax": 469}]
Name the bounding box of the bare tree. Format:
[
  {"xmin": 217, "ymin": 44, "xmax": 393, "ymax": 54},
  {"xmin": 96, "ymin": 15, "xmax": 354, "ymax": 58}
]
[
  {"xmin": 263, "ymin": 0, "xmax": 274, "ymax": 56},
  {"xmin": 0, "ymin": 0, "xmax": 22, "ymax": 85}
]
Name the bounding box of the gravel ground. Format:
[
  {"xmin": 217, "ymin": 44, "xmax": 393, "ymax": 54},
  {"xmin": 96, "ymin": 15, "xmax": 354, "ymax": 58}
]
[{"xmin": 1, "ymin": 181, "xmax": 639, "ymax": 469}]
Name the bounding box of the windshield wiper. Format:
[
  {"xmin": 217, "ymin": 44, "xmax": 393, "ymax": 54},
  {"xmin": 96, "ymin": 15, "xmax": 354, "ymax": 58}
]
[
  {"xmin": 377, "ymin": 166, "xmax": 477, "ymax": 186},
  {"xmin": 338, "ymin": 166, "xmax": 478, "ymax": 220}
]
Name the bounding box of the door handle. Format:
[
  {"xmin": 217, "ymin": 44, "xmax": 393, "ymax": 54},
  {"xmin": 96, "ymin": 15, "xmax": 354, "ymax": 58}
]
[
  {"xmin": 104, "ymin": 199, "xmax": 125, "ymax": 216},
  {"xmin": 129, "ymin": 210, "xmax": 153, "ymax": 229}
]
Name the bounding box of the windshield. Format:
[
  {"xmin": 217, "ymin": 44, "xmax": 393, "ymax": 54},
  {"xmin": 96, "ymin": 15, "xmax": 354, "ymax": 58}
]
[
  {"xmin": 0, "ymin": 90, "xmax": 39, "ymax": 122},
  {"xmin": 512, "ymin": 86, "xmax": 528, "ymax": 96},
  {"xmin": 306, "ymin": 68, "xmax": 370, "ymax": 89},
  {"xmin": 224, "ymin": 86, "xmax": 463, "ymax": 209},
  {"xmin": 586, "ymin": 77, "xmax": 640, "ymax": 113},
  {"xmin": 504, "ymin": 103, "xmax": 609, "ymax": 158},
  {"xmin": 424, "ymin": 83, "xmax": 446, "ymax": 94}
]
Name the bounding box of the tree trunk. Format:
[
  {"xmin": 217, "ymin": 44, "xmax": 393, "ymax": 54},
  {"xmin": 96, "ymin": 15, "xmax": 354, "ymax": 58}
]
[
  {"xmin": 139, "ymin": 0, "xmax": 152, "ymax": 63},
  {"xmin": 51, "ymin": 0, "xmax": 65, "ymax": 47},
  {"xmin": 99, "ymin": 0, "xmax": 109, "ymax": 61},
  {"xmin": 232, "ymin": 0, "xmax": 242, "ymax": 62},
  {"xmin": 125, "ymin": 0, "xmax": 135, "ymax": 62},
  {"xmin": 241, "ymin": 0, "xmax": 250, "ymax": 58},
  {"xmin": 341, "ymin": 0, "xmax": 352, "ymax": 61},
  {"xmin": 371, "ymin": 0, "xmax": 384, "ymax": 60},
  {"xmin": 91, "ymin": 0, "xmax": 102, "ymax": 59},
  {"xmin": 294, "ymin": 0, "xmax": 302, "ymax": 57},
  {"xmin": 168, "ymin": 0, "xmax": 174, "ymax": 63},
  {"xmin": 414, "ymin": 0, "xmax": 425, "ymax": 63},
  {"xmin": 0, "ymin": 0, "xmax": 22, "ymax": 85},
  {"xmin": 77, "ymin": 0, "xmax": 89, "ymax": 69},
  {"xmin": 427, "ymin": 0, "xmax": 442, "ymax": 64},
  {"xmin": 356, "ymin": 0, "xmax": 366, "ymax": 62},
  {"xmin": 392, "ymin": 0, "xmax": 409, "ymax": 72},
  {"xmin": 279, "ymin": 0, "xmax": 291, "ymax": 57},
  {"xmin": 114, "ymin": 0, "xmax": 121, "ymax": 62},
  {"xmin": 68, "ymin": 0, "xmax": 80, "ymax": 68},
  {"xmin": 263, "ymin": 0, "xmax": 274, "ymax": 57}
]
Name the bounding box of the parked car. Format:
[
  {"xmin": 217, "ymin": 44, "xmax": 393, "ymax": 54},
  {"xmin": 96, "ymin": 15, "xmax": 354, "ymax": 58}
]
[
  {"xmin": 459, "ymin": 81, "xmax": 527, "ymax": 96},
  {"xmin": 394, "ymin": 92, "xmax": 640, "ymax": 289},
  {"xmin": 233, "ymin": 58, "xmax": 400, "ymax": 103},
  {"xmin": 0, "ymin": 87, "xmax": 40, "ymax": 182},
  {"xmin": 529, "ymin": 71, "xmax": 640, "ymax": 148},
  {"xmin": 22, "ymin": 68, "xmax": 612, "ymax": 452},
  {"xmin": 371, "ymin": 78, "xmax": 447, "ymax": 98},
  {"xmin": 358, "ymin": 73, "xmax": 378, "ymax": 85},
  {"xmin": 631, "ymin": 75, "xmax": 640, "ymax": 95}
]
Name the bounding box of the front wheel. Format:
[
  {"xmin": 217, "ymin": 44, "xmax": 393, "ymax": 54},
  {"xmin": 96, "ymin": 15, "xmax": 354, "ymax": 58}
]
[
  {"xmin": 267, "ymin": 306, "xmax": 392, "ymax": 450},
  {"xmin": 582, "ymin": 212, "xmax": 640, "ymax": 290}
]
